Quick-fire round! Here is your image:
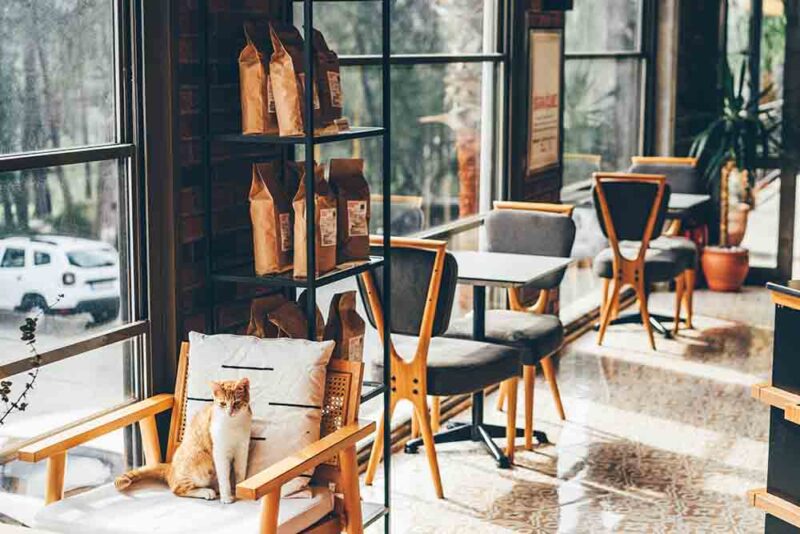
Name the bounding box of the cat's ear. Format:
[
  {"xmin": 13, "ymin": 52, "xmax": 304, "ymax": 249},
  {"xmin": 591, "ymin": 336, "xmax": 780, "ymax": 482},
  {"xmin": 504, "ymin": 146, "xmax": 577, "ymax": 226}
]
[
  {"xmin": 210, "ymin": 381, "xmax": 223, "ymax": 396},
  {"xmin": 237, "ymin": 377, "xmax": 250, "ymax": 390}
]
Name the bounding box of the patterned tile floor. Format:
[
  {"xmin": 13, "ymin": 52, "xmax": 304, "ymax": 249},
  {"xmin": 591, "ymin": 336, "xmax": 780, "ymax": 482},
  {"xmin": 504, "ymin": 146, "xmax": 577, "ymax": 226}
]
[{"xmin": 364, "ymin": 287, "xmax": 774, "ymax": 533}]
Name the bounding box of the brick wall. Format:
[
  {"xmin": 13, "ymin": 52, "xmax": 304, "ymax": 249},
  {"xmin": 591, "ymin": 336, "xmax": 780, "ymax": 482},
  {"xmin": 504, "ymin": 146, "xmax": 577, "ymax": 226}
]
[{"xmin": 177, "ymin": 0, "xmax": 285, "ymax": 338}]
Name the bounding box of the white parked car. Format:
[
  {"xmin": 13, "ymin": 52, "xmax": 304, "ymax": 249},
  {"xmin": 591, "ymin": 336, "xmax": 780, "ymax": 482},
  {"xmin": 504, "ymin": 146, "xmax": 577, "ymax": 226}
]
[{"xmin": 0, "ymin": 236, "xmax": 121, "ymax": 324}]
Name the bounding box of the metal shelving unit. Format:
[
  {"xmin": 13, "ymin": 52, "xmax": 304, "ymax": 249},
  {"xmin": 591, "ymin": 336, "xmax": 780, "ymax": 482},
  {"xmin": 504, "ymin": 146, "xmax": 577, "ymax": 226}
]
[{"xmin": 198, "ymin": 0, "xmax": 392, "ymax": 531}]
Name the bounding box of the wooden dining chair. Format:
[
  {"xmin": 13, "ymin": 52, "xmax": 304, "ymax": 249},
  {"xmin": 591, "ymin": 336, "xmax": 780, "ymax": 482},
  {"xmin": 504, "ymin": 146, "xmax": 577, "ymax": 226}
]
[
  {"xmin": 358, "ymin": 237, "xmax": 521, "ymax": 498},
  {"xmin": 629, "ymin": 157, "xmax": 701, "ymax": 329},
  {"xmin": 592, "ymin": 173, "xmax": 683, "ymax": 350},
  {"xmin": 17, "ymin": 342, "xmax": 373, "ymax": 534}
]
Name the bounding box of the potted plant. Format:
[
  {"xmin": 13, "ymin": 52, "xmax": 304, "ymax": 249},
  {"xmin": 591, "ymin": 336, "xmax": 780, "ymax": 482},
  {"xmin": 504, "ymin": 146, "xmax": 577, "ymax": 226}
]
[{"xmin": 690, "ymin": 59, "xmax": 780, "ymax": 291}]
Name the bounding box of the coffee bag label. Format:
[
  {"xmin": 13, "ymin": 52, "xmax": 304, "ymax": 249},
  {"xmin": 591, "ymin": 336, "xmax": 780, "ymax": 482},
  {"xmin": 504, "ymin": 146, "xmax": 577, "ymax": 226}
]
[
  {"xmin": 348, "ymin": 335, "xmax": 364, "ymax": 361},
  {"xmin": 298, "ymin": 73, "xmax": 321, "ymax": 110},
  {"xmin": 279, "ymin": 213, "xmax": 292, "ymax": 252},
  {"xmin": 320, "ymin": 207, "xmax": 337, "ymax": 247},
  {"xmin": 347, "ymin": 200, "xmax": 368, "ymax": 237},
  {"xmin": 328, "ymin": 71, "xmax": 343, "ymax": 109},
  {"xmin": 267, "ymin": 75, "xmax": 276, "ymax": 114}
]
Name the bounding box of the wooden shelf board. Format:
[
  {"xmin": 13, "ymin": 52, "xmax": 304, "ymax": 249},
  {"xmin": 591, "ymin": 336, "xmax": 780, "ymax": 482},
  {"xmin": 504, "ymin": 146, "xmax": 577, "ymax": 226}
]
[
  {"xmin": 751, "ymin": 382, "xmax": 800, "ymax": 425},
  {"xmin": 749, "ymin": 488, "xmax": 800, "ymax": 528}
]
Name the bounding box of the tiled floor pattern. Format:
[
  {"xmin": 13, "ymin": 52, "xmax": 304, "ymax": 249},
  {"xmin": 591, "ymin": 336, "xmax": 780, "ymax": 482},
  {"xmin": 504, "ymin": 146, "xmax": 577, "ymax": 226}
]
[{"xmin": 364, "ymin": 288, "xmax": 773, "ymax": 533}]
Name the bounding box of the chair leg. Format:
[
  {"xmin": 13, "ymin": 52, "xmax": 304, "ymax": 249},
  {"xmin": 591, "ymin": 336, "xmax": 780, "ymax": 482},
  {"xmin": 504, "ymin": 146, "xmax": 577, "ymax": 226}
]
[
  {"xmin": 540, "ymin": 356, "xmax": 565, "ymax": 421},
  {"xmin": 601, "ymin": 278, "xmax": 610, "ymax": 311},
  {"xmin": 673, "ymin": 274, "xmax": 685, "ymax": 335},
  {"xmin": 411, "ymin": 409, "xmax": 420, "ymax": 439},
  {"xmin": 259, "ymin": 490, "xmax": 281, "ymax": 534},
  {"xmin": 496, "ymin": 381, "xmax": 507, "ymax": 412},
  {"xmin": 412, "ymin": 396, "xmax": 444, "ymax": 499},
  {"xmin": 684, "ymin": 268, "xmax": 696, "ymax": 329},
  {"xmin": 523, "ymin": 365, "xmax": 535, "ymax": 450},
  {"xmin": 339, "ymin": 446, "xmax": 365, "ymax": 534},
  {"xmin": 636, "ymin": 280, "xmax": 656, "ymax": 350},
  {"xmin": 505, "ymin": 377, "xmax": 518, "ymax": 464},
  {"xmin": 45, "ymin": 452, "xmax": 66, "ymax": 505},
  {"xmin": 364, "ymin": 397, "xmax": 396, "ymax": 486},
  {"xmin": 431, "ymin": 396, "xmax": 441, "ymax": 433},
  {"xmin": 597, "ymin": 278, "xmax": 620, "ymax": 346}
]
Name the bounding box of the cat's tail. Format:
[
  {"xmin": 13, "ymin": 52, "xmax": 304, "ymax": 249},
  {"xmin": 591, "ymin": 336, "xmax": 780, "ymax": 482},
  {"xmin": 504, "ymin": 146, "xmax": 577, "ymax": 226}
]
[{"xmin": 115, "ymin": 463, "xmax": 170, "ymax": 491}]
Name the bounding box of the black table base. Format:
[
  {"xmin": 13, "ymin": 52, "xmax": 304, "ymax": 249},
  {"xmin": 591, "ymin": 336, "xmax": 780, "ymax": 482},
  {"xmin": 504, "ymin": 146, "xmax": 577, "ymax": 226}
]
[
  {"xmin": 403, "ymin": 286, "xmax": 549, "ymax": 469},
  {"xmin": 594, "ymin": 311, "xmax": 685, "ymax": 339}
]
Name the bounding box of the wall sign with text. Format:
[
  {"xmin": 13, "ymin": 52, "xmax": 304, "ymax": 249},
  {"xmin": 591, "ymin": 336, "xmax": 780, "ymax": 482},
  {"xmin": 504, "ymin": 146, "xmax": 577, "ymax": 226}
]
[{"xmin": 527, "ymin": 29, "xmax": 562, "ymax": 174}]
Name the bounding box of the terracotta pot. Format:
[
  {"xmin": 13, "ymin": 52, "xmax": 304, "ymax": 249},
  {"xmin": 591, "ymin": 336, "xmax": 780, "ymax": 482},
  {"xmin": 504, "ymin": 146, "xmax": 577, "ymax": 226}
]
[
  {"xmin": 727, "ymin": 202, "xmax": 751, "ymax": 247},
  {"xmin": 701, "ymin": 246, "xmax": 749, "ymax": 292}
]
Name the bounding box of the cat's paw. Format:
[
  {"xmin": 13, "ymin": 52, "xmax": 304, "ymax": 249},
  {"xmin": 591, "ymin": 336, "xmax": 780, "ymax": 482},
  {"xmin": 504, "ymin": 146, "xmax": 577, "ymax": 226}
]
[
  {"xmin": 220, "ymin": 494, "xmax": 235, "ymax": 504},
  {"xmin": 114, "ymin": 475, "xmax": 132, "ymax": 491},
  {"xmin": 198, "ymin": 488, "xmax": 217, "ymax": 500}
]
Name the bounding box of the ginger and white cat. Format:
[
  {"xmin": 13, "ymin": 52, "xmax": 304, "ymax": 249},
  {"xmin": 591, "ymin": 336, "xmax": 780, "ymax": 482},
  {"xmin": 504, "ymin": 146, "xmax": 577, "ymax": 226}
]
[{"xmin": 115, "ymin": 378, "xmax": 252, "ymax": 504}]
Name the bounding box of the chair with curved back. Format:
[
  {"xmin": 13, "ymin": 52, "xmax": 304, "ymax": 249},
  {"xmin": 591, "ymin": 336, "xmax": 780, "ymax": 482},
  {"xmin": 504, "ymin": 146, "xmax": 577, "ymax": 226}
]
[
  {"xmin": 17, "ymin": 342, "xmax": 372, "ymax": 534},
  {"xmin": 358, "ymin": 237, "xmax": 522, "ymax": 498},
  {"xmin": 592, "ymin": 173, "xmax": 684, "ymax": 350}
]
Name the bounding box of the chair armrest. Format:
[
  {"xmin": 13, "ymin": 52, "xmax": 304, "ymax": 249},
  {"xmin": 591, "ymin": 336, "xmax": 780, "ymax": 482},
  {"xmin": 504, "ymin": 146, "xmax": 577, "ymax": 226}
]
[
  {"xmin": 17, "ymin": 394, "xmax": 174, "ymax": 463},
  {"xmin": 236, "ymin": 419, "xmax": 376, "ymax": 501}
]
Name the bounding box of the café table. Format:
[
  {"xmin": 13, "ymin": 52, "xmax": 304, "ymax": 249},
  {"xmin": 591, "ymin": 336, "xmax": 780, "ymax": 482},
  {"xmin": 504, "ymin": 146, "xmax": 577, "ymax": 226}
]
[{"xmin": 404, "ymin": 250, "xmax": 573, "ymax": 468}]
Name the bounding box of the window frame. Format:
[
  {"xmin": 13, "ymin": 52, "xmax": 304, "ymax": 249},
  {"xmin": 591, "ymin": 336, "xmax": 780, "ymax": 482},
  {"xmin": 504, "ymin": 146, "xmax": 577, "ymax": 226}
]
[{"xmin": 0, "ymin": 0, "xmax": 149, "ymax": 461}]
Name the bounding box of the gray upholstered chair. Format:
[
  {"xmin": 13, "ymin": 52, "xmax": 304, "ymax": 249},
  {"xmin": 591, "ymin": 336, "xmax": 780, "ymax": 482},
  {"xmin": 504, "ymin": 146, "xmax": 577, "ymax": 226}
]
[
  {"xmin": 357, "ymin": 238, "xmax": 522, "ymax": 499},
  {"xmin": 592, "ymin": 173, "xmax": 685, "ymax": 349},
  {"xmin": 628, "ymin": 157, "xmax": 700, "ymax": 329},
  {"xmin": 444, "ymin": 203, "xmax": 576, "ymax": 450}
]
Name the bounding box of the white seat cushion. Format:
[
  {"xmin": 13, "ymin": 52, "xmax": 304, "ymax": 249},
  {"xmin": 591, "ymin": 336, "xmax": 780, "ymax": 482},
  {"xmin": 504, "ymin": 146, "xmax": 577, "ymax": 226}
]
[{"xmin": 33, "ymin": 481, "xmax": 334, "ymax": 534}]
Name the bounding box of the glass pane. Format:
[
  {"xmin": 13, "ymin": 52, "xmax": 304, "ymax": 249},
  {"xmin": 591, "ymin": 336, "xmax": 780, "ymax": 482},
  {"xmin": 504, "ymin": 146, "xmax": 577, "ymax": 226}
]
[
  {"xmin": 307, "ymin": 62, "xmax": 488, "ymax": 235},
  {"xmin": 0, "ymin": 0, "xmax": 117, "ymax": 156},
  {"xmin": 565, "ymin": 0, "xmax": 641, "ymax": 53},
  {"xmin": 727, "ymin": 0, "xmax": 751, "ymax": 79},
  {"xmin": 563, "ymin": 58, "xmax": 643, "ymax": 188},
  {"xmin": 293, "ymin": 0, "xmax": 495, "ymax": 55},
  {"xmin": 0, "ymin": 160, "xmax": 131, "ymax": 357},
  {"xmin": 0, "ymin": 340, "xmax": 135, "ymax": 523}
]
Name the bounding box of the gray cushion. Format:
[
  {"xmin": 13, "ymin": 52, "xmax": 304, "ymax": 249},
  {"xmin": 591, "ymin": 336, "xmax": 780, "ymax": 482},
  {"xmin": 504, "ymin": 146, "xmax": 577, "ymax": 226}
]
[
  {"xmin": 592, "ymin": 246, "xmax": 682, "ymax": 282},
  {"xmin": 649, "ymin": 236, "xmax": 698, "ymax": 270},
  {"xmin": 393, "ymin": 336, "xmax": 522, "ymax": 396},
  {"xmin": 628, "ymin": 163, "xmax": 702, "ymax": 194},
  {"xmin": 445, "ymin": 310, "xmax": 563, "ymax": 365},
  {"xmin": 485, "ymin": 209, "xmax": 576, "ymax": 291},
  {"xmin": 357, "ymin": 248, "xmax": 458, "ymax": 337}
]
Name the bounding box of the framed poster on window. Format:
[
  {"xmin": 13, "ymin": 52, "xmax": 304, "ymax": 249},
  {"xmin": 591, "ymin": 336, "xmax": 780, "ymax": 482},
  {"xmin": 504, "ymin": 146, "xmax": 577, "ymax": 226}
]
[{"xmin": 527, "ymin": 29, "xmax": 562, "ymax": 173}]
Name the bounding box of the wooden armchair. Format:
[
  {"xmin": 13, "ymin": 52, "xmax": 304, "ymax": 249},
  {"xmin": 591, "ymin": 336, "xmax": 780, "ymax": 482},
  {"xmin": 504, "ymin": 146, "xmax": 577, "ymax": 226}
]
[{"xmin": 16, "ymin": 342, "xmax": 374, "ymax": 534}]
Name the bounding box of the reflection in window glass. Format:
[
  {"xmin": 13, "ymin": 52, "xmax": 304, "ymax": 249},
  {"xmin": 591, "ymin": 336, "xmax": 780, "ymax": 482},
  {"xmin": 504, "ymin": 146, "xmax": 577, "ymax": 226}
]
[
  {"xmin": 564, "ymin": 0, "xmax": 640, "ymax": 53},
  {"xmin": 294, "ymin": 0, "xmax": 493, "ymax": 56},
  {"xmin": 0, "ymin": 161, "xmax": 128, "ymax": 352},
  {"xmin": 0, "ymin": 340, "xmax": 135, "ymax": 522},
  {"xmin": 0, "ymin": 0, "xmax": 116, "ymax": 156},
  {"xmin": 563, "ymin": 58, "xmax": 642, "ymax": 187},
  {"xmin": 308, "ymin": 63, "xmax": 485, "ymax": 235}
]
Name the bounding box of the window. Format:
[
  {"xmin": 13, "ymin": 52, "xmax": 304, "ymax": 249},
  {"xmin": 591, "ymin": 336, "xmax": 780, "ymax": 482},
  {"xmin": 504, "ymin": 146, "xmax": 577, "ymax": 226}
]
[
  {"xmin": 0, "ymin": 0, "xmax": 144, "ymax": 519},
  {"xmin": 296, "ymin": 0, "xmax": 502, "ymax": 235},
  {"xmin": 1, "ymin": 248, "xmax": 25, "ymax": 268},
  {"xmin": 34, "ymin": 251, "xmax": 50, "ymax": 265}
]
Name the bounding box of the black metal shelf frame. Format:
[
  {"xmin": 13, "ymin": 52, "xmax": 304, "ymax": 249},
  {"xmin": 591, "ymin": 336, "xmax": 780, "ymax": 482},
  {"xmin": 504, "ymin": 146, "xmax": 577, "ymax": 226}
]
[{"xmin": 198, "ymin": 1, "xmax": 392, "ymax": 531}]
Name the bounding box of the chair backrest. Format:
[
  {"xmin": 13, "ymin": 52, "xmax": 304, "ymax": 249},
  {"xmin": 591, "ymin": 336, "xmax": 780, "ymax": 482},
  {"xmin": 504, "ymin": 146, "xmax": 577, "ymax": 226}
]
[
  {"xmin": 357, "ymin": 238, "xmax": 458, "ymax": 338},
  {"xmin": 592, "ymin": 173, "xmax": 668, "ymax": 253},
  {"xmin": 628, "ymin": 156, "xmax": 701, "ymax": 194},
  {"xmin": 166, "ymin": 342, "xmax": 363, "ymax": 482},
  {"xmin": 488, "ymin": 203, "xmax": 576, "ymax": 291}
]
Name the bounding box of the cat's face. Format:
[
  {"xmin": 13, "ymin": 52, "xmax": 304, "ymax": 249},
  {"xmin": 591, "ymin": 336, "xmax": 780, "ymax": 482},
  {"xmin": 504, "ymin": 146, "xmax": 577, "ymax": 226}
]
[{"xmin": 210, "ymin": 378, "xmax": 250, "ymax": 417}]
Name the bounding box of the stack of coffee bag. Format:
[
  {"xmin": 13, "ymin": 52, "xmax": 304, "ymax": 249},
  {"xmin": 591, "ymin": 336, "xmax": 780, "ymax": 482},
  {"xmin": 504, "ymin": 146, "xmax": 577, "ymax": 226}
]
[{"xmin": 240, "ymin": 21, "xmax": 347, "ymax": 137}]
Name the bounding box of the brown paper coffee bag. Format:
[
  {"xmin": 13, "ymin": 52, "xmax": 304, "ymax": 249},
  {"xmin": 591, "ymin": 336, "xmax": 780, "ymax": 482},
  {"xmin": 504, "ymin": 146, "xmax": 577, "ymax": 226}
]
[
  {"xmin": 239, "ymin": 21, "xmax": 279, "ymax": 135},
  {"xmin": 297, "ymin": 290, "xmax": 325, "ymax": 341},
  {"xmin": 329, "ymin": 159, "xmax": 370, "ymax": 263},
  {"xmin": 311, "ymin": 29, "xmax": 343, "ymax": 128},
  {"xmin": 247, "ymin": 294, "xmax": 288, "ymax": 338},
  {"xmin": 293, "ymin": 165, "xmax": 338, "ymax": 278},
  {"xmin": 269, "ymin": 22, "xmax": 321, "ymax": 137},
  {"xmin": 250, "ymin": 161, "xmax": 293, "ymax": 275},
  {"xmin": 266, "ymin": 292, "xmax": 324, "ymax": 340},
  {"xmin": 323, "ymin": 291, "xmax": 366, "ymax": 361}
]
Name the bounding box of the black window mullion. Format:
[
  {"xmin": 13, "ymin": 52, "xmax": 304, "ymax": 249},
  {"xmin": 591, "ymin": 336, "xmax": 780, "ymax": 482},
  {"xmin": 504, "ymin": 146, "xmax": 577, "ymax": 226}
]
[{"xmin": 0, "ymin": 143, "xmax": 136, "ymax": 174}]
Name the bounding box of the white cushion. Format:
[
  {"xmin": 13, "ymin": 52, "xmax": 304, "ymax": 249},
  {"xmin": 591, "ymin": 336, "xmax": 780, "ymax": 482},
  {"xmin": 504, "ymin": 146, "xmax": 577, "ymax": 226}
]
[
  {"xmin": 186, "ymin": 332, "xmax": 334, "ymax": 497},
  {"xmin": 33, "ymin": 481, "xmax": 334, "ymax": 534}
]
